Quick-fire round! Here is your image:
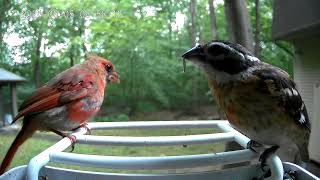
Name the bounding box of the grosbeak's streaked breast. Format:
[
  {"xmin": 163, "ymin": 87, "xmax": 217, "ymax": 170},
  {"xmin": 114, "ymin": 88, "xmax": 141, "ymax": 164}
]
[{"xmin": 182, "ymin": 41, "xmax": 310, "ymax": 165}]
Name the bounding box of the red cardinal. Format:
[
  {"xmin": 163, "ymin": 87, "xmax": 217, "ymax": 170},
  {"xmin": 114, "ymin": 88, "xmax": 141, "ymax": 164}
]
[{"xmin": 0, "ymin": 55, "xmax": 119, "ymax": 174}]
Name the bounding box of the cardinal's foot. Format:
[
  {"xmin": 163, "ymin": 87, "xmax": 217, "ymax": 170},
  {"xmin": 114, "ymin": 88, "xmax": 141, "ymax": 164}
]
[
  {"xmin": 73, "ymin": 123, "xmax": 91, "ymax": 135},
  {"xmin": 67, "ymin": 135, "xmax": 77, "ymax": 152}
]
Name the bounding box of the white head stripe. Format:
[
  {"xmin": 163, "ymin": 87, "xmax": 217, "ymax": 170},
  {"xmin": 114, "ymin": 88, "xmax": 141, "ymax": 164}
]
[
  {"xmin": 299, "ymin": 113, "xmax": 306, "ymax": 124},
  {"xmin": 284, "ymin": 88, "xmax": 292, "ymax": 96},
  {"xmin": 292, "ymin": 89, "xmax": 299, "ymax": 96},
  {"xmin": 246, "ymin": 55, "xmax": 260, "ymax": 62}
]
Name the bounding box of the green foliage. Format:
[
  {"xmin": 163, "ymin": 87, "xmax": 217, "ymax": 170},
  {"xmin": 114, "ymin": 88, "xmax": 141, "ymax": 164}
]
[
  {"xmin": 247, "ymin": 0, "xmax": 294, "ymax": 75},
  {"xmin": 94, "ymin": 114, "xmax": 130, "ymax": 122},
  {"xmin": 0, "ymin": 0, "xmax": 295, "ymax": 116}
]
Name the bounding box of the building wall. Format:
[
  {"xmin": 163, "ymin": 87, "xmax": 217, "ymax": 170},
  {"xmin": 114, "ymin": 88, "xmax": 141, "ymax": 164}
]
[
  {"xmin": 294, "ymin": 37, "xmax": 320, "ymax": 162},
  {"xmin": 312, "ymin": 83, "xmax": 320, "ymax": 162},
  {"xmin": 272, "ymin": 0, "xmax": 320, "ymax": 40}
]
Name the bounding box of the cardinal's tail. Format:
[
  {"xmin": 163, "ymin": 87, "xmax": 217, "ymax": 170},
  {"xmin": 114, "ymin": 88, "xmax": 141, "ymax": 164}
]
[{"xmin": 0, "ymin": 119, "xmax": 36, "ymax": 175}]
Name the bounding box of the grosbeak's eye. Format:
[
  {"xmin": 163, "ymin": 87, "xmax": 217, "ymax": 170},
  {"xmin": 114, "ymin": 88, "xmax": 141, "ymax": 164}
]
[
  {"xmin": 208, "ymin": 44, "xmax": 228, "ymax": 57},
  {"xmin": 105, "ymin": 64, "xmax": 112, "ymax": 73}
]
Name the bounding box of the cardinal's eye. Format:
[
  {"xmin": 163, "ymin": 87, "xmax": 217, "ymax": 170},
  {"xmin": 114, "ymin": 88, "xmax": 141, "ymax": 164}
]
[{"xmin": 105, "ymin": 64, "xmax": 112, "ymax": 73}]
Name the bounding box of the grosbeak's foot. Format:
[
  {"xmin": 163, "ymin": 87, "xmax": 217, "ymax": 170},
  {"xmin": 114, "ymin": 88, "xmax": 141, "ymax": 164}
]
[
  {"xmin": 251, "ymin": 169, "xmax": 271, "ymax": 180},
  {"xmin": 39, "ymin": 175, "xmax": 49, "ymax": 180},
  {"xmin": 259, "ymin": 145, "xmax": 279, "ymax": 171},
  {"xmin": 67, "ymin": 135, "xmax": 77, "ymax": 152},
  {"xmin": 283, "ymin": 170, "xmax": 296, "ymax": 180},
  {"xmin": 246, "ymin": 140, "xmax": 262, "ymax": 153}
]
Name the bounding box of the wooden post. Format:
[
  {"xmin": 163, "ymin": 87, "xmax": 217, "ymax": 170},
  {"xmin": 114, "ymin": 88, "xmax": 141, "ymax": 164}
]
[
  {"xmin": 11, "ymin": 83, "xmax": 18, "ymax": 117},
  {"xmin": 0, "ymin": 85, "xmax": 4, "ymax": 126}
]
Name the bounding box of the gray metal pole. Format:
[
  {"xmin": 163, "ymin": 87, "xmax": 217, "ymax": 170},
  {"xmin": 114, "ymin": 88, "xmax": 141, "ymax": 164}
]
[
  {"xmin": 11, "ymin": 83, "xmax": 18, "ymax": 118},
  {"xmin": 0, "ymin": 85, "xmax": 4, "ymax": 126}
]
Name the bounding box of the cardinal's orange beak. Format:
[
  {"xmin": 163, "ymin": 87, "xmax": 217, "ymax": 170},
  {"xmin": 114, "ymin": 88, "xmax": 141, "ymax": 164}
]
[{"xmin": 107, "ymin": 71, "xmax": 120, "ymax": 84}]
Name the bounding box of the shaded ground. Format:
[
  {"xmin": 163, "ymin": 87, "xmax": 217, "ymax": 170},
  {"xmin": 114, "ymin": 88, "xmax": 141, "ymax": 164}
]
[{"xmin": 130, "ymin": 105, "xmax": 220, "ymax": 121}]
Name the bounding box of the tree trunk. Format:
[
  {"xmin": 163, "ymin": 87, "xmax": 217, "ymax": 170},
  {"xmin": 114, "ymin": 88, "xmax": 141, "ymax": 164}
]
[
  {"xmin": 0, "ymin": 86, "xmax": 4, "ymax": 126},
  {"xmin": 208, "ymin": 0, "xmax": 223, "ymax": 119},
  {"xmin": 189, "ymin": 0, "xmax": 199, "ymax": 114},
  {"xmin": 11, "ymin": 83, "xmax": 17, "ymax": 117},
  {"xmin": 208, "ymin": 0, "xmax": 219, "ymax": 39},
  {"xmin": 128, "ymin": 52, "xmax": 136, "ymax": 115},
  {"xmin": 223, "ymin": 0, "xmax": 253, "ymax": 168},
  {"xmin": 69, "ymin": 46, "xmax": 75, "ymax": 67},
  {"xmin": 199, "ymin": 24, "xmax": 205, "ymax": 44},
  {"xmin": 78, "ymin": 17, "xmax": 87, "ymax": 57},
  {"xmin": 224, "ymin": 0, "xmax": 254, "ymax": 53},
  {"xmin": 254, "ymin": 0, "xmax": 261, "ymax": 58},
  {"xmin": 82, "ymin": 41, "xmax": 87, "ymax": 56},
  {"xmin": 70, "ymin": 15, "xmax": 76, "ymax": 67},
  {"xmin": 0, "ymin": 10, "xmax": 3, "ymax": 50},
  {"xmin": 167, "ymin": 2, "xmax": 173, "ymax": 59},
  {"xmin": 0, "ymin": 0, "xmax": 11, "ymax": 56},
  {"xmin": 34, "ymin": 31, "xmax": 43, "ymax": 88},
  {"xmin": 189, "ymin": 0, "xmax": 197, "ymax": 46}
]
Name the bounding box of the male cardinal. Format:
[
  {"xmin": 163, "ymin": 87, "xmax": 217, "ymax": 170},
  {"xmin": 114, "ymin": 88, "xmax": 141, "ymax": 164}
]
[
  {"xmin": 0, "ymin": 55, "xmax": 119, "ymax": 174},
  {"xmin": 182, "ymin": 41, "xmax": 310, "ymax": 169}
]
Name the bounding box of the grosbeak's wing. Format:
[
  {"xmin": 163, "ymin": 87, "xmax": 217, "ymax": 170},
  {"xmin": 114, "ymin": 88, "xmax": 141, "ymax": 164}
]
[
  {"xmin": 13, "ymin": 68, "xmax": 95, "ymax": 123},
  {"xmin": 252, "ymin": 66, "xmax": 311, "ymax": 131}
]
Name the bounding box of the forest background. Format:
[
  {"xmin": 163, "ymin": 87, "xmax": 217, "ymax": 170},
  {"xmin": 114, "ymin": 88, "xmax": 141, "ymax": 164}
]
[{"xmin": 0, "ymin": 0, "xmax": 293, "ymax": 121}]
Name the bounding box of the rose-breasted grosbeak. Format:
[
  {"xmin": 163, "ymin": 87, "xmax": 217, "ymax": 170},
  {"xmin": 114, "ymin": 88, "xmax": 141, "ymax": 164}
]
[{"xmin": 182, "ymin": 40, "xmax": 310, "ymax": 168}]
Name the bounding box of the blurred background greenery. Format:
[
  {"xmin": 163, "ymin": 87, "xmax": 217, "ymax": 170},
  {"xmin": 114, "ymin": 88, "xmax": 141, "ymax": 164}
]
[
  {"xmin": 0, "ymin": 0, "xmax": 293, "ymax": 120},
  {"xmin": 0, "ymin": 0, "xmax": 300, "ymax": 173}
]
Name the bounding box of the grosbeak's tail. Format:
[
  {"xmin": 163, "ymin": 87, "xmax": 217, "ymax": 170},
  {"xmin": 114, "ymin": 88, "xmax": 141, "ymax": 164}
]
[{"xmin": 297, "ymin": 139, "xmax": 310, "ymax": 164}]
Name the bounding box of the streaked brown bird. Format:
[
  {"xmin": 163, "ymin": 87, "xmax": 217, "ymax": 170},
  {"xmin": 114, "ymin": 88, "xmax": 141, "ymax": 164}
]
[{"xmin": 182, "ymin": 41, "xmax": 310, "ymax": 169}]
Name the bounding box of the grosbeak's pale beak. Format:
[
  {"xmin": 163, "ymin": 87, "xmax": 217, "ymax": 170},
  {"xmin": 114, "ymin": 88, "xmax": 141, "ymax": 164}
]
[{"xmin": 182, "ymin": 41, "xmax": 310, "ymax": 171}]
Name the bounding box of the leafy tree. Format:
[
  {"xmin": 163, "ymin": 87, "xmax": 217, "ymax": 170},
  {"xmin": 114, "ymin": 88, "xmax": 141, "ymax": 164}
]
[{"xmin": 0, "ymin": 0, "xmax": 295, "ymax": 119}]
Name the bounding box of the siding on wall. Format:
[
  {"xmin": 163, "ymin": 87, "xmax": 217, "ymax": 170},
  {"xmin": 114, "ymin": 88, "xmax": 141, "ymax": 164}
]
[
  {"xmin": 294, "ymin": 57, "xmax": 320, "ymax": 119},
  {"xmin": 294, "ymin": 38, "xmax": 320, "ymax": 162},
  {"xmin": 272, "ymin": 0, "xmax": 320, "ymax": 40},
  {"xmin": 311, "ymin": 83, "xmax": 320, "ymax": 162}
]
